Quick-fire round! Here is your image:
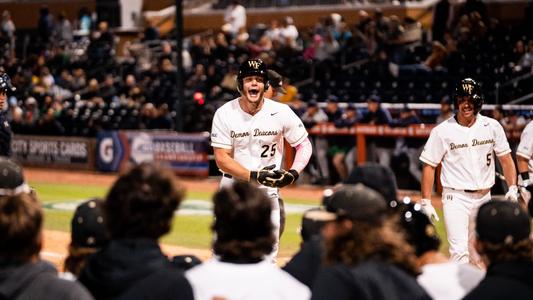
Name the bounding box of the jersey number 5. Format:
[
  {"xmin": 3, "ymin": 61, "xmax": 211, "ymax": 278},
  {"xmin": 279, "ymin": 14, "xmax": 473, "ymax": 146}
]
[
  {"xmin": 486, "ymin": 152, "xmax": 491, "ymax": 166},
  {"xmin": 261, "ymin": 143, "xmax": 277, "ymax": 158}
]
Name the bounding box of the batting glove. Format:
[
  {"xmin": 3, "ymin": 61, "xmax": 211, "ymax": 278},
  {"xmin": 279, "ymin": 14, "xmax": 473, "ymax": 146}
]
[
  {"xmin": 519, "ymin": 180, "xmax": 531, "ymax": 204},
  {"xmin": 505, "ymin": 185, "xmax": 519, "ymax": 202},
  {"xmin": 421, "ymin": 198, "xmax": 439, "ymax": 222},
  {"xmin": 270, "ymin": 169, "xmax": 299, "ymax": 188},
  {"xmin": 250, "ymin": 165, "xmax": 279, "ymax": 187}
]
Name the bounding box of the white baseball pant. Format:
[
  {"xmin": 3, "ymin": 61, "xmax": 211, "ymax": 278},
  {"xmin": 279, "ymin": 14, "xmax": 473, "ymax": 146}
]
[{"xmin": 441, "ymin": 188, "xmax": 491, "ymax": 265}]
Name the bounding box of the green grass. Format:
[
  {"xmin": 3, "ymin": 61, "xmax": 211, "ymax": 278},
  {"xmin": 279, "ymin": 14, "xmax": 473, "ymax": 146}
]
[{"xmin": 34, "ymin": 180, "xmax": 449, "ymax": 257}]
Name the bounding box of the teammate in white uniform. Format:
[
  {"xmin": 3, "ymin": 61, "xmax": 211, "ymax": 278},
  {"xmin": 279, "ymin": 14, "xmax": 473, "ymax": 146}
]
[
  {"xmin": 211, "ymin": 59, "xmax": 312, "ymax": 261},
  {"xmin": 515, "ymin": 120, "xmax": 533, "ymax": 207},
  {"xmin": 186, "ymin": 182, "xmax": 310, "ymax": 300},
  {"xmin": 419, "ymin": 78, "xmax": 518, "ymax": 265}
]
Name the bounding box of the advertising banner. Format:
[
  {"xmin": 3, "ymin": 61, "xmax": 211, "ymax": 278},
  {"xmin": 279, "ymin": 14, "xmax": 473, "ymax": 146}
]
[
  {"xmin": 12, "ymin": 135, "xmax": 95, "ymax": 170},
  {"xmin": 96, "ymin": 131, "xmax": 210, "ymax": 177}
]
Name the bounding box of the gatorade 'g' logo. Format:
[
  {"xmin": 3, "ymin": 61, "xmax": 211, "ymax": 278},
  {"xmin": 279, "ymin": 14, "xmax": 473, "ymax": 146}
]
[
  {"xmin": 248, "ymin": 60, "xmax": 261, "ymax": 69},
  {"xmin": 462, "ymin": 83, "xmax": 473, "ymax": 94},
  {"xmin": 99, "ymin": 137, "xmax": 114, "ymax": 163}
]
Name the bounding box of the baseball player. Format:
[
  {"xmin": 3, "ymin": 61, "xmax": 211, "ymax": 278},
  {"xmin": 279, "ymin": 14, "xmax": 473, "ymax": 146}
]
[
  {"xmin": 419, "ymin": 78, "xmax": 518, "ymax": 265},
  {"xmin": 515, "ymin": 120, "xmax": 533, "ymax": 207},
  {"xmin": 210, "ymin": 58, "xmax": 312, "ymax": 261},
  {"xmin": 0, "ymin": 73, "xmax": 15, "ymax": 157}
]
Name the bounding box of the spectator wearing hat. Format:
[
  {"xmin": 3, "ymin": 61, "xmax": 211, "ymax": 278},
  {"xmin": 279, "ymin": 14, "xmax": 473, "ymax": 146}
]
[
  {"xmin": 463, "ymin": 200, "xmax": 533, "ymax": 300},
  {"xmin": 62, "ymin": 198, "xmax": 109, "ymax": 280},
  {"xmin": 331, "ymin": 104, "xmax": 359, "ymax": 181},
  {"xmin": 396, "ymin": 199, "xmax": 484, "ymax": 300},
  {"xmin": 360, "ymin": 95, "xmax": 394, "ymax": 168},
  {"xmin": 79, "ymin": 163, "xmax": 193, "ymax": 300},
  {"xmin": 0, "ymin": 158, "xmax": 93, "ymax": 300},
  {"xmin": 436, "ymin": 95, "xmax": 453, "ymax": 124},
  {"xmin": 311, "ymin": 184, "xmax": 430, "ymax": 300},
  {"xmin": 0, "ymin": 156, "xmax": 31, "ymax": 196},
  {"xmin": 185, "ymin": 182, "xmax": 310, "ymax": 299},
  {"xmin": 264, "ymin": 69, "xmax": 287, "ymax": 102}
]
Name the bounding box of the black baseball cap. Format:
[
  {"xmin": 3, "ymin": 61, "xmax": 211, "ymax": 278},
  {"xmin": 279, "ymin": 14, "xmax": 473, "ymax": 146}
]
[
  {"xmin": 300, "ymin": 207, "xmax": 330, "ymax": 241},
  {"xmin": 267, "ymin": 70, "xmax": 286, "ymax": 94},
  {"xmin": 344, "ymin": 163, "xmax": 398, "ymax": 204},
  {"xmin": 71, "ymin": 198, "xmax": 109, "ymax": 248},
  {"xmin": 0, "ymin": 157, "xmax": 31, "ymax": 196},
  {"xmin": 476, "ymin": 200, "xmax": 531, "ymax": 245},
  {"xmin": 318, "ymin": 184, "xmax": 387, "ymax": 224}
]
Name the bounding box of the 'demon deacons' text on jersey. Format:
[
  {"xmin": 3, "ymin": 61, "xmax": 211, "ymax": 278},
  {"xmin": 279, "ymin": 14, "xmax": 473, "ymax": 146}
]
[
  {"xmin": 516, "ymin": 120, "xmax": 533, "ymax": 176},
  {"xmin": 211, "ymin": 98, "xmax": 308, "ymax": 195},
  {"xmin": 420, "ymin": 115, "xmax": 510, "ymax": 190}
]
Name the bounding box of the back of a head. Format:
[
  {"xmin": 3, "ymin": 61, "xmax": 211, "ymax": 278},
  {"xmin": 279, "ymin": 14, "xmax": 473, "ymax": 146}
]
[
  {"xmin": 476, "ymin": 200, "xmax": 532, "ymax": 263},
  {"xmin": 344, "ymin": 163, "xmax": 398, "ymax": 205},
  {"xmin": 105, "ymin": 163, "xmax": 184, "ymax": 240},
  {"xmin": 0, "ymin": 193, "xmax": 42, "ymax": 263},
  {"xmin": 300, "ymin": 207, "xmax": 329, "ymax": 242},
  {"xmin": 395, "ymin": 199, "xmax": 441, "ymax": 257},
  {"xmin": 0, "ymin": 157, "xmax": 31, "ymax": 196},
  {"xmin": 212, "ymin": 182, "xmax": 274, "ymax": 261}
]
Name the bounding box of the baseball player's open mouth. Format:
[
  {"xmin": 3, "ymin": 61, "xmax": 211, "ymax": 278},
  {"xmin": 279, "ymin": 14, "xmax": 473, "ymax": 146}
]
[{"xmin": 249, "ymin": 88, "xmax": 260, "ymax": 97}]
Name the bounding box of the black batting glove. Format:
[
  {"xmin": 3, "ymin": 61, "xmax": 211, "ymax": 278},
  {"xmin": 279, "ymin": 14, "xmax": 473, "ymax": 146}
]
[
  {"xmin": 271, "ymin": 169, "xmax": 299, "ymax": 188},
  {"xmin": 250, "ymin": 164, "xmax": 280, "ymax": 187}
]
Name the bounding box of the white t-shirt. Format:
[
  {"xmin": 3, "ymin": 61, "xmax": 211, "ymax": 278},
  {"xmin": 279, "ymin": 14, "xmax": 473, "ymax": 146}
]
[
  {"xmin": 420, "ymin": 114, "xmax": 511, "ymax": 190},
  {"xmin": 417, "ymin": 262, "xmax": 485, "ymax": 300},
  {"xmin": 516, "ymin": 120, "xmax": 533, "ymax": 176},
  {"xmin": 211, "ymin": 98, "xmax": 308, "ymax": 200},
  {"xmin": 185, "ymin": 258, "xmax": 311, "ymax": 300}
]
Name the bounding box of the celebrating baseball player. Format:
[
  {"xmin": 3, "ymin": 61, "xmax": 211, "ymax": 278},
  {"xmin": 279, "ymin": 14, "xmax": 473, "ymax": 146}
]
[
  {"xmin": 516, "ymin": 120, "xmax": 533, "ymax": 207},
  {"xmin": 0, "ymin": 73, "xmax": 15, "ymax": 157},
  {"xmin": 210, "ymin": 58, "xmax": 312, "ymax": 261},
  {"xmin": 419, "ymin": 78, "xmax": 518, "ymax": 265}
]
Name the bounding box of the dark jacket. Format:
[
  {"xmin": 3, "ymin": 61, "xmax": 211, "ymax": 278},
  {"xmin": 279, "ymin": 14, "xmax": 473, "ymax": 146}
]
[
  {"xmin": 79, "ymin": 239, "xmax": 192, "ymax": 300},
  {"xmin": 0, "ymin": 260, "xmax": 93, "ymax": 300},
  {"xmin": 463, "ymin": 261, "xmax": 533, "ymax": 300},
  {"xmin": 282, "ymin": 235, "xmax": 324, "ymax": 289},
  {"xmin": 0, "ymin": 111, "xmax": 12, "ymax": 156},
  {"xmin": 312, "ymin": 261, "xmax": 431, "ymax": 300}
]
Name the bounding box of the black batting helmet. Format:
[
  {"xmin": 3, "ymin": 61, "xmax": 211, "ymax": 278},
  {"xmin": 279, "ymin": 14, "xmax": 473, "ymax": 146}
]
[
  {"xmin": 454, "ymin": 78, "xmax": 483, "ymax": 114},
  {"xmin": 0, "ymin": 73, "xmax": 16, "ymax": 93},
  {"xmin": 237, "ymin": 59, "xmax": 269, "ymax": 92}
]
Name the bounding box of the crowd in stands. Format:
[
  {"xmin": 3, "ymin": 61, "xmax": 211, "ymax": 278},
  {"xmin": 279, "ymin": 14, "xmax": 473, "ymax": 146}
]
[
  {"xmin": 0, "ymin": 0, "xmax": 532, "ymax": 185},
  {"xmin": 1, "ymin": 158, "xmax": 532, "ymax": 299}
]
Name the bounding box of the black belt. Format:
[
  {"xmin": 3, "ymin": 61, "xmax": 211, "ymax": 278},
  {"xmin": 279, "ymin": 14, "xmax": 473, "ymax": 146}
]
[
  {"xmin": 464, "ymin": 189, "xmax": 478, "ymax": 193},
  {"xmin": 223, "ymin": 173, "xmax": 233, "ymax": 179}
]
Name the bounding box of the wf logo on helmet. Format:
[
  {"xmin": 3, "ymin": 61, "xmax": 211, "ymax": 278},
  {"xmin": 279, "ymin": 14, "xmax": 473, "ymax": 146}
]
[
  {"xmin": 248, "ymin": 60, "xmax": 261, "ymax": 69},
  {"xmin": 462, "ymin": 84, "xmax": 473, "ymax": 94}
]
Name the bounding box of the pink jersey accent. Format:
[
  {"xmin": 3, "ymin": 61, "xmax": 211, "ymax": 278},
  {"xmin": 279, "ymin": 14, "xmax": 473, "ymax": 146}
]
[{"xmin": 290, "ymin": 137, "xmax": 312, "ymax": 174}]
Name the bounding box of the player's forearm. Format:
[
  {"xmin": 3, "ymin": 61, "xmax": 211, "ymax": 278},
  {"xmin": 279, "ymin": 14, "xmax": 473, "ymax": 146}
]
[
  {"xmin": 517, "ymin": 155, "xmax": 530, "ymax": 174},
  {"xmin": 289, "ymin": 137, "xmax": 312, "ymax": 174},
  {"xmin": 421, "ymin": 164, "xmax": 436, "ymax": 199},
  {"xmin": 499, "ymin": 153, "xmax": 517, "ymax": 186},
  {"xmin": 214, "ymin": 150, "xmax": 252, "ymax": 181}
]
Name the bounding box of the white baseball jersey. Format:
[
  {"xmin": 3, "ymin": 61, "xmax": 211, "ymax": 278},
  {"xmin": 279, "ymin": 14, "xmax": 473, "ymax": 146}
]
[
  {"xmin": 420, "ymin": 114, "xmax": 511, "ymax": 190},
  {"xmin": 516, "ymin": 120, "xmax": 533, "ymax": 176},
  {"xmin": 417, "ymin": 262, "xmax": 484, "ymax": 300},
  {"xmin": 211, "ymin": 97, "xmax": 308, "ymax": 199},
  {"xmin": 185, "ymin": 258, "xmax": 310, "ymax": 300}
]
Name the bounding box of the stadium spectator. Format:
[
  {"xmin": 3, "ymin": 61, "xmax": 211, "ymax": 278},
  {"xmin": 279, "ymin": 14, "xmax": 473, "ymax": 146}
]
[
  {"xmin": 331, "ymin": 104, "xmax": 358, "ymax": 181},
  {"xmin": 1, "ymin": 10, "xmax": 15, "ymax": 59},
  {"xmin": 0, "ymin": 158, "xmax": 93, "ymax": 300},
  {"xmin": 185, "ymin": 182, "xmax": 310, "ymax": 299},
  {"xmin": 79, "ymin": 163, "xmax": 193, "ymax": 299},
  {"xmin": 223, "ymin": 0, "xmax": 246, "ymax": 37},
  {"xmin": 62, "ymin": 198, "xmax": 109, "ymax": 280},
  {"xmin": 301, "ymin": 100, "xmax": 329, "ymax": 185},
  {"xmin": 311, "ymin": 184, "xmax": 430, "ymax": 300},
  {"xmin": 436, "ymin": 95, "xmax": 453, "ymax": 124},
  {"xmin": 360, "ymin": 95, "xmax": 394, "ymax": 168},
  {"xmin": 396, "ymin": 199, "xmax": 484, "ymax": 300},
  {"xmin": 463, "ymin": 200, "xmax": 533, "ymax": 299}
]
